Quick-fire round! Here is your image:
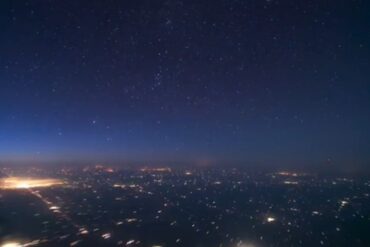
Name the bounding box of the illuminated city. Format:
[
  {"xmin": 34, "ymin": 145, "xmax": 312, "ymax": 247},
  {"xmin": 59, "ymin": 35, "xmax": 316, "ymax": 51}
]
[
  {"xmin": 0, "ymin": 177, "xmax": 64, "ymax": 190},
  {"xmin": 1, "ymin": 166, "xmax": 370, "ymax": 246}
]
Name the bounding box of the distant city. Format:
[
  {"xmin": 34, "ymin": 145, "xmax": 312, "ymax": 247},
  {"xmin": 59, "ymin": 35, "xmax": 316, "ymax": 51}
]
[{"xmin": 1, "ymin": 166, "xmax": 369, "ymax": 247}]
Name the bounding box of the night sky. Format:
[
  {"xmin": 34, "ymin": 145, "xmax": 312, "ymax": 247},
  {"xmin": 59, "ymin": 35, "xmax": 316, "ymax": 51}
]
[{"xmin": 0, "ymin": 1, "xmax": 369, "ymax": 169}]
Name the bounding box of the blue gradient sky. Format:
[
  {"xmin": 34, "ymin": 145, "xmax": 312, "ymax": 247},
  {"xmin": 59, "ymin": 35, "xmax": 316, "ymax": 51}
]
[{"xmin": 0, "ymin": 0, "xmax": 369, "ymax": 169}]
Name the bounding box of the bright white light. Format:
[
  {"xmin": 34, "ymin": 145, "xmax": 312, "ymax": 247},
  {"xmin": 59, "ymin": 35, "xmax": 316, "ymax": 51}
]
[
  {"xmin": 283, "ymin": 181, "xmax": 299, "ymax": 185},
  {"xmin": 101, "ymin": 233, "xmax": 111, "ymax": 239},
  {"xmin": 126, "ymin": 240, "xmax": 135, "ymax": 245},
  {"xmin": 1, "ymin": 240, "xmax": 41, "ymax": 247},
  {"xmin": 340, "ymin": 200, "xmax": 349, "ymax": 206},
  {"xmin": 79, "ymin": 228, "xmax": 89, "ymax": 235},
  {"xmin": 267, "ymin": 217, "xmax": 276, "ymax": 223},
  {"xmin": 17, "ymin": 182, "xmax": 31, "ymax": 189},
  {"xmin": 1, "ymin": 242, "xmax": 22, "ymax": 247},
  {"xmin": 0, "ymin": 177, "xmax": 64, "ymax": 189}
]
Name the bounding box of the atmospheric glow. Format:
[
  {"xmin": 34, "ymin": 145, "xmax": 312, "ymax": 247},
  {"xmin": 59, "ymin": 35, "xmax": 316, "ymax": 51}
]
[{"xmin": 0, "ymin": 177, "xmax": 64, "ymax": 189}]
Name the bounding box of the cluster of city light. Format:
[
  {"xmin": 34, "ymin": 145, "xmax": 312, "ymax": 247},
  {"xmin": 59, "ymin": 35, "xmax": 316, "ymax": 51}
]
[
  {"xmin": 0, "ymin": 177, "xmax": 64, "ymax": 189},
  {"xmin": 283, "ymin": 180, "xmax": 299, "ymax": 185},
  {"xmin": 1, "ymin": 239, "xmax": 41, "ymax": 247},
  {"xmin": 277, "ymin": 171, "xmax": 299, "ymax": 177},
  {"xmin": 140, "ymin": 167, "xmax": 172, "ymax": 173}
]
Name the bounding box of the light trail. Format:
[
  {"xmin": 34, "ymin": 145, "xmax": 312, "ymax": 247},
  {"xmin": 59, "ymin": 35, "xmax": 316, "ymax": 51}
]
[{"xmin": 0, "ymin": 175, "xmax": 82, "ymax": 231}]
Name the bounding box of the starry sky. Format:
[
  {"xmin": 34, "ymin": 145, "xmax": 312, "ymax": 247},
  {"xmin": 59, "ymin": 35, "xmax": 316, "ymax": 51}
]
[{"xmin": 0, "ymin": 1, "xmax": 369, "ymax": 169}]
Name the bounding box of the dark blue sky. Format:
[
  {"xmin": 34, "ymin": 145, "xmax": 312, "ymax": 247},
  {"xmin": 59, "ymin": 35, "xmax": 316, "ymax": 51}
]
[{"xmin": 0, "ymin": 1, "xmax": 369, "ymax": 169}]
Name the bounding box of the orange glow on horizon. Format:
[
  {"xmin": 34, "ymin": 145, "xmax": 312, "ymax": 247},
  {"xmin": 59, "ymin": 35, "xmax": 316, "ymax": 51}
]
[{"xmin": 0, "ymin": 177, "xmax": 64, "ymax": 189}]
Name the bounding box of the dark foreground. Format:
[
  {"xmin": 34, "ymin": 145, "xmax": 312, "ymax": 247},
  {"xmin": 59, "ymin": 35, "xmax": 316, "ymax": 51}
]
[{"xmin": 1, "ymin": 166, "xmax": 370, "ymax": 247}]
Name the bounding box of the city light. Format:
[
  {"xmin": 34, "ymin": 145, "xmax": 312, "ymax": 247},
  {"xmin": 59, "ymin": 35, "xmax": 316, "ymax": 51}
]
[
  {"xmin": 0, "ymin": 177, "xmax": 64, "ymax": 189},
  {"xmin": 1, "ymin": 243, "xmax": 21, "ymax": 247},
  {"xmin": 266, "ymin": 217, "xmax": 276, "ymax": 223}
]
